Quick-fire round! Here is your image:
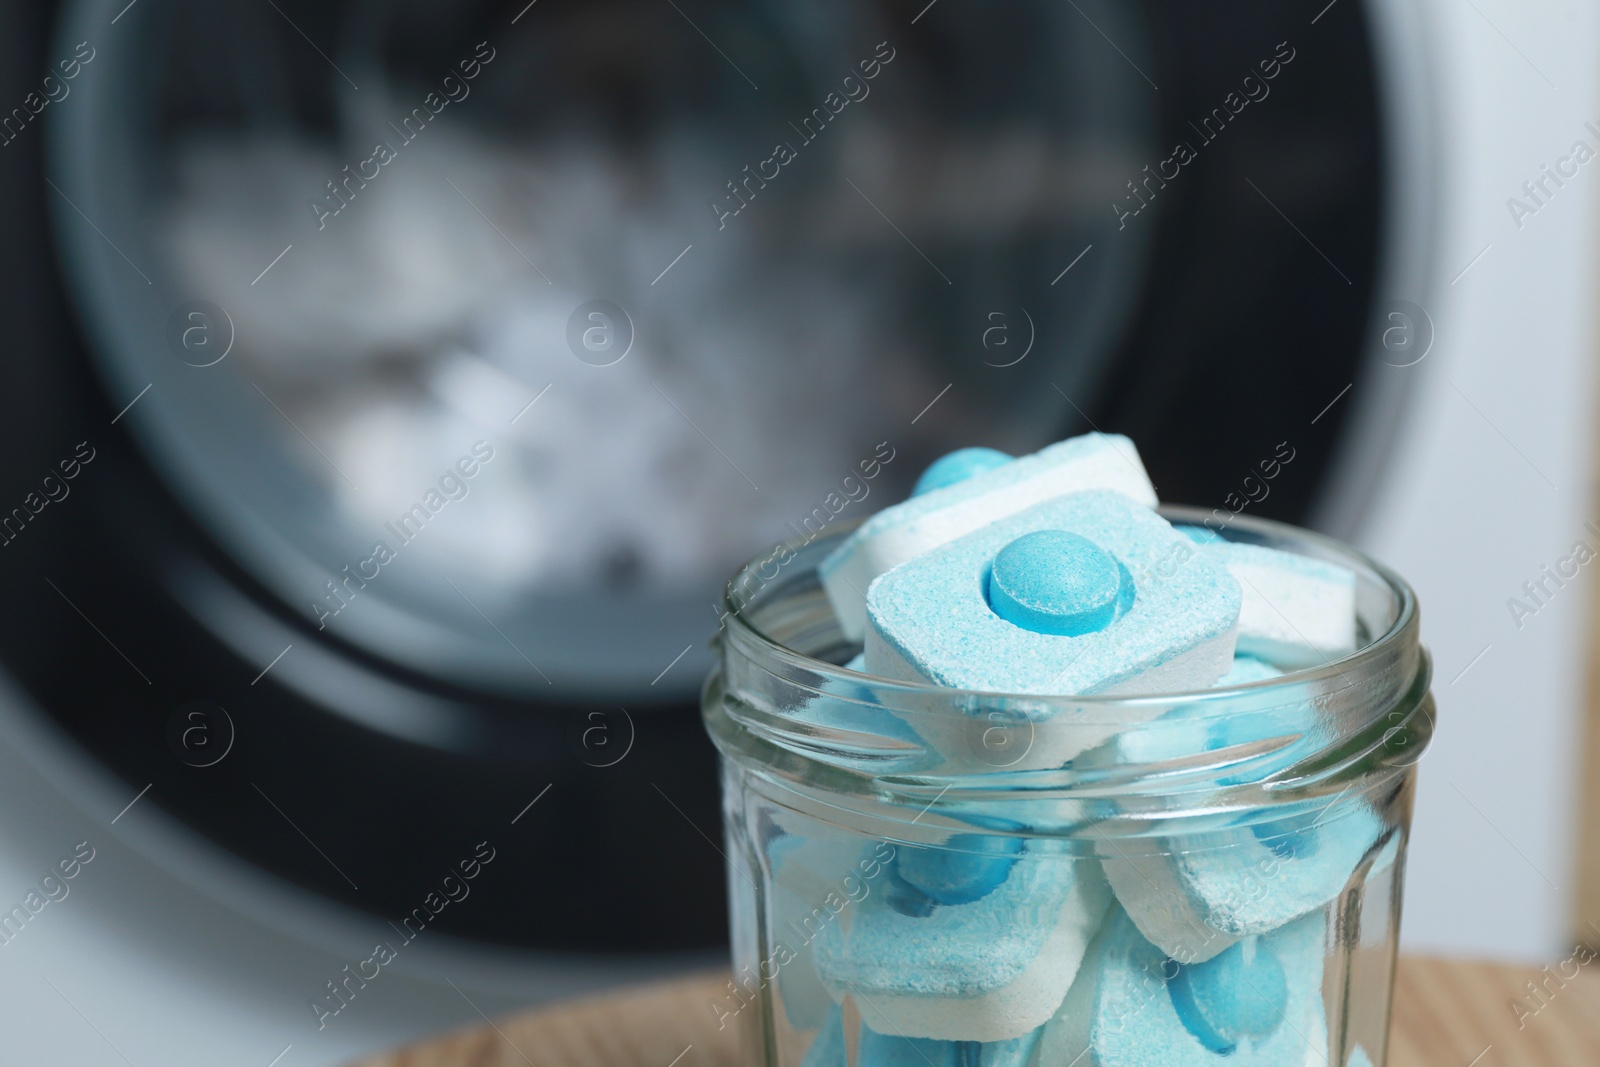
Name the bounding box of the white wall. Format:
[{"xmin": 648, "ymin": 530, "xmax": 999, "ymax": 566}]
[{"xmin": 1360, "ymin": 0, "xmax": 1599, "ymax": 961}]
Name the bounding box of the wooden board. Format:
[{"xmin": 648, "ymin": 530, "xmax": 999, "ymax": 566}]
[
  {"xmin": 352, "ymin": 956, "xmax": 1600, "ymax": 1066},
  {"xmin": 1388, "ymin": 956, "xmax": 1600, "ymax": 1066}
]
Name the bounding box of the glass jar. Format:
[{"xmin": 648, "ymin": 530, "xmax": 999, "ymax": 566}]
[{"xmin": 703, "ymin": 506, "xmax": 1432, "ymax": 1067}]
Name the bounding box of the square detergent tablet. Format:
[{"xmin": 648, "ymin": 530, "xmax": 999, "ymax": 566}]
[
  {"xmin": 863, "ymin": 490, "xmax": 1241, "ymax": 696},
  {"xmin": 1034, "ymin": 906, "xmax": 1328, "ymax": 1067},
  {"xmin": 1180, "ymin": 530, "xmax": 1357, "ymax": 668},
  {"xmin": 1102, "ymin": 804, "xmax": 1384, "ymax": 963},
  {"xmin": 813, "ymin": 852, "xmax": 1110, "ymax": 1042},
  {"xmin": 821, "ymin": 434, "xmax": 1157, "ymax": 640}
]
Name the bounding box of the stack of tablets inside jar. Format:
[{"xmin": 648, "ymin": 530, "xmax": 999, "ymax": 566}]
[{"xmin": 773, "ymin": 435, "xmax": 1379, "ymax": 1067}]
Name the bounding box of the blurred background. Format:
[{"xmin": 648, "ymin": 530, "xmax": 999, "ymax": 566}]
[{"xmin": 0, "ymin": 0, "xmax": 1593, "ymax": 1062}]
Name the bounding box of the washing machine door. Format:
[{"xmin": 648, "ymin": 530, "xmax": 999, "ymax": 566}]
[{"xmin": 0, "ymin": 0, "xmax": 1395, "ymax": 957}]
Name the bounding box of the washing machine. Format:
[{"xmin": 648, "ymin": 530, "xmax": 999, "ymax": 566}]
[{"xmin": 0, "ymin": 0, "xmax": 1590, "ymax": 1062}]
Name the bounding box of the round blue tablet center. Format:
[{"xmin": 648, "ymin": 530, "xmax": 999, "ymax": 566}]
[
  {"xmin": 912, "ymin": 447, "xmax": 1012, "ymax": 496},
  {"xmin": 1168, "ymin": 937, "xmax": 1288, "ymax": 1053},
  {"xmin": 985, "ymin": 530, "xmax": 1130, "ymax": 637}
]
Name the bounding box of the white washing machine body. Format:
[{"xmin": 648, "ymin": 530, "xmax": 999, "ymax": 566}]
[{"xmin": 1343, "ymin": 0, "xmax": 1598, "ymax": 964}]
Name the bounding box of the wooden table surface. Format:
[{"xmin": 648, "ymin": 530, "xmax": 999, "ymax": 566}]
[{"xmin": 354, "ymin": 957, "xmax": 1600, "ymax": 1066}]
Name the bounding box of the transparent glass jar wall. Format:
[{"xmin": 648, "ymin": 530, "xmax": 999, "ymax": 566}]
[{"xmin": 703, "ymin": 507, "xmax": 1433, "ymax": 1067}]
